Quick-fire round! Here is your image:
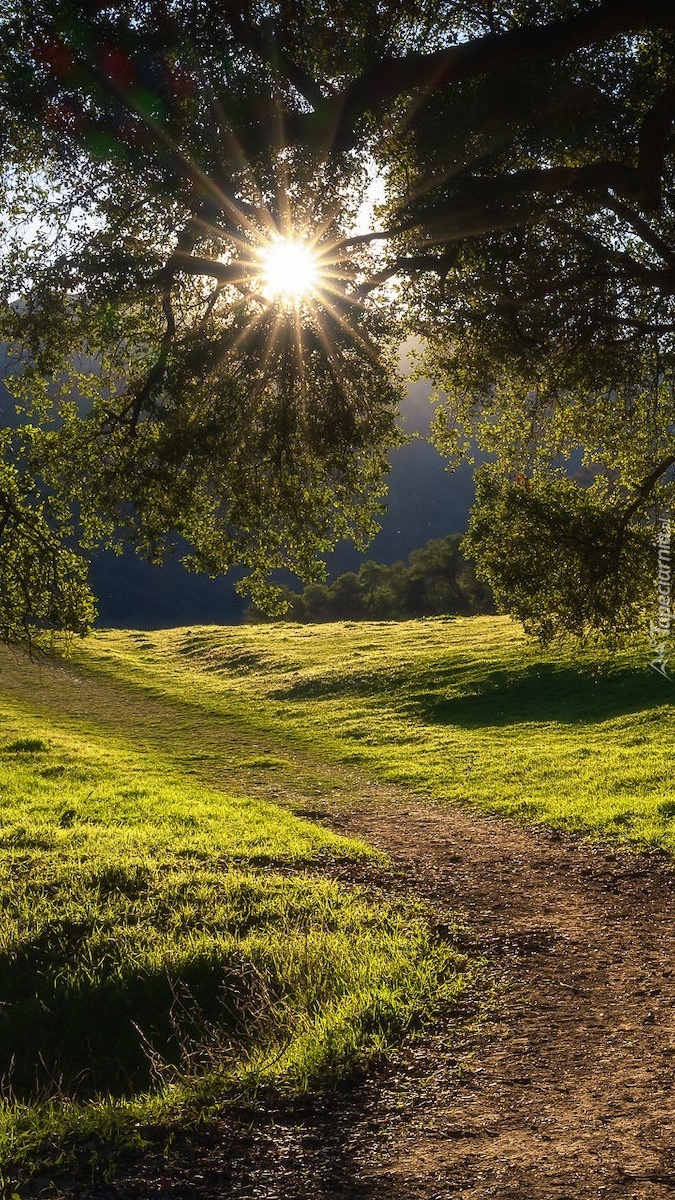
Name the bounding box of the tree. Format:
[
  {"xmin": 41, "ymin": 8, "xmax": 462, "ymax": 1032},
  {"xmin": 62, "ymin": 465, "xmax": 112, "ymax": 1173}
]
[
  {"xmin": 406, "ymin": 536, "xmax": 475, "ymax": 616},
  {"xmin": 464, "ymin": 469, "xmax": 654, "ymax": 642},
  {"xmin": 2, "ymin": 2, "xmax": 675, "ymax": 643},
  {"xmin": 299, "ymin": 582, "xmax": 331, "ymax": 622},
  {"xmin": 327, "ymin": 572, "xmax": 366, "ymax": 620}
]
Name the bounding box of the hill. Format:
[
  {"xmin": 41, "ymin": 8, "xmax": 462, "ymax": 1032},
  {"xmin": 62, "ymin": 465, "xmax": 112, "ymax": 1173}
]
[
  {"xmin": 0, "ymin": 614, "xmax": 672, "ymax": 1194},
  {"xmin": 72, "ymin": 616, "xmax": 674, "ymax": 846}
]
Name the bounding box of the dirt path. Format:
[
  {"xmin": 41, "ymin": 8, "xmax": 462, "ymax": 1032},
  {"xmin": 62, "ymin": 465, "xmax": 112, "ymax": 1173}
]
[
  {"xmin": 330, "ymin": 801, "xmax": 675, "ymax": 1199},
  {"xmin": 40, "ymin": 799, "xmax": 675, "ymax": 1200}
]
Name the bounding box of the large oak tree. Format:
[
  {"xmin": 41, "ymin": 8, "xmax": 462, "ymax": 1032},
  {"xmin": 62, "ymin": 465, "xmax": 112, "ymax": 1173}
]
[{"xmin": 2, "ymin": 0, "xmax": 675, "ymax": 644}]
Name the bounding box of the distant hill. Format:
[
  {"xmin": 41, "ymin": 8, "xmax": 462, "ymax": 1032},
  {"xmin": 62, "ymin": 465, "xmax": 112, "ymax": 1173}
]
[
  {"xmin": 91, "ymin": 383, "xmax": 477, "ymax": 627},
  {"xmin": 328, "ymin": 384, "xmax": 477, "ymax": 576}
]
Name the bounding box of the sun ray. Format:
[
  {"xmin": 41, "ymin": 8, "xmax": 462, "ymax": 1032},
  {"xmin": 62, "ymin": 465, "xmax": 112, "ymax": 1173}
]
[
  {"xmin": 205, "ymin": 93, "xmax": 281, "ymax": 238},
  {"xmin": 106, "ymin": 71, "xmax": 270, "ymax": 245},
  {"xmin": 259, "ymin": 306, "xmax": 287, "ymax": 377},
  {"xmin": 305, "ymin": 196, "xmax": 357, "ymax": 249},
  {"xmin": 226, "ymin": 300, "xmax": 276, "ymax": 356},
  {"xmin": 83, "ymin": 32, "xmax": 397, "ymax": 409},
  {"xmin": 293, "ymin": 302, "xmax": 308, "ymax": 405},
  {"xmin": 312, "ymin": 311, "xmax": 351, "ymax": 390},
  {"xmin": 315, "ymin": 294, "xmax": 384, "ymax": 365},
  {"xmin": 271, "ymin": 94, "xmax": 294, "ymax": 238},
  {"xmin": 311, "ymin": 267, "xmax": 371, "ymax": 310}
]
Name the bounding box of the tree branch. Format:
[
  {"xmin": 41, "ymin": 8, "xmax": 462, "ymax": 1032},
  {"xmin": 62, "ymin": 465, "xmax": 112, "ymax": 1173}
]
[
  {"xmin": 322, "ymin": 0, "xmax": 675, "ymax": 151},
  {"xmin": 550, "ymin": 217, "xmax": 675, "ymax": 294},
  {"xmin": 220, "ymin": 5, "xmax": 328, "ymax": 111},
  {"xmin": 167, "ymin": 253, "xmax": 253, "ymax": 285},
  {"xmin": 635, "ymin": 84, "xmax": 675, "ymax": 207},
  {"xmin": 356, "ymin": 253, "xmax": 451, "ymax": 297},
  {"xmin": 621, "ymin": 454, "xmax": 675, "ymax": 529},
  {"xmin": 604, "ymin": 197, "xmax": 675, "ymax": 270},
  {"xmin": 124, "ymin": 288, "xmax": 176, "ymax": 434}
]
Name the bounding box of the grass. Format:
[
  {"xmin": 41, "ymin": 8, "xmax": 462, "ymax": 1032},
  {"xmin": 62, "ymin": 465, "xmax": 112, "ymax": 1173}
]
[
  {"xmin": 0, "ymin": 697, "xmax": 468, "ymax": 1185},
  {"xmin": 56, "ymin": 614, "xmax": 675, "ymax": 848}
]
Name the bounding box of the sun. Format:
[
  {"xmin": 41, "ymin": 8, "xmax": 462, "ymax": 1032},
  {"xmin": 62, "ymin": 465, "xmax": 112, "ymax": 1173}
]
[{"xmin": 259, "ymin": 238, "xmax": 320, "ymax": 303}]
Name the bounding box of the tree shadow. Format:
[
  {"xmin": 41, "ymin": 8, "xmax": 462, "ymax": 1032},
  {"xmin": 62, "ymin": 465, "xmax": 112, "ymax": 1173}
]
[
  {"xmin": 0, "ymin": 939, "xmax": 265, "ymax": 1101},
  {"xmin": 272, "ymin": 660, "xmax": 669, "ymax": 729},
  {"xmin": 409, "ymin": 664, "xmax": 670, "ymax": 728}
]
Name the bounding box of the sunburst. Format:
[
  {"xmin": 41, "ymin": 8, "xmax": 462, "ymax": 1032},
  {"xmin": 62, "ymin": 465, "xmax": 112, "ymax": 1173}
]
[{"xmin": 259, "ymin": 238, "xmax": 320, "ymax": 303}]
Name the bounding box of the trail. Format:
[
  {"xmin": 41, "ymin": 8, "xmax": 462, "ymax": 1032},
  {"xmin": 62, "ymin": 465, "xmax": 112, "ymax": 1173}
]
[{"xmin": 54, "ymin": 796, "xmax": 675, "ymax": 1200}]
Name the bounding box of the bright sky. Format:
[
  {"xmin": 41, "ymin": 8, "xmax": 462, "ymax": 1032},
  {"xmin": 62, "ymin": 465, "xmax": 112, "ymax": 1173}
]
[{"xmin": 352, "ymin": 168, "xmax": 387, "ymax": 241}]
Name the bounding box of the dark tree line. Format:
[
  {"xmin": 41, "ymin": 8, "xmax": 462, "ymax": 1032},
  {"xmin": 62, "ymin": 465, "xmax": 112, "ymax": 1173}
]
[{"xmin": 247, "ymin": 534, "xmax": 495, "ymax": 623}]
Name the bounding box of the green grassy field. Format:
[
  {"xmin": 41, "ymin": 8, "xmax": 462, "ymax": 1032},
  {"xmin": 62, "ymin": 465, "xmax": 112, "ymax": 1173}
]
[
  {"xmin": 0, "ymin": 613, "xmax": 672, "ymax": 1187},
  {"xmin": 70, "ymin": 614, "xmax": 675, "ymax": 846},
  {"xmin": 0, "ymin": 674, "xmax": 467, "ymax": 1184}
]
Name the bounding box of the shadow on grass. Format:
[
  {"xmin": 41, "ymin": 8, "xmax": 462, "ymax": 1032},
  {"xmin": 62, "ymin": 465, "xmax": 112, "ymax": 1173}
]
[
  {"xmin": 0, "ymin": 942, "xmax": 268, "ymax": 1101},
  {"xmin": 271, "ymin": 670, "xmax": 408, "ymax": 701},
  {"xmin": 411, "ymin": 664, "xmax": 670, "ymax": 728},
  {"xmin": 274, "ymin": 663, "xmax": 670, "ymax": 728}
]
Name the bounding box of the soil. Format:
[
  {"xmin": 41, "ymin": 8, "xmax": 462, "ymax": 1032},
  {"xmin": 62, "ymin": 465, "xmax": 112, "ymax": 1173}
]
[{"xmin": 26, "ymin": 797, "xmax": 675, "ymax": 1200}]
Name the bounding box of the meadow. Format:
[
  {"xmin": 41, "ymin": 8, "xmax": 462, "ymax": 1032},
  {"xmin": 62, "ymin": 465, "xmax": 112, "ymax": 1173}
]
[
  {"xmin": 0, "ymin": 666, "xmax": 467, "ymax": 1184},
  {"xmin": 74, "ymin": 615, "xmax": 675, "ymax": 845},
  {"xmin": 0, "ymin": 613, "xmax": 672, "ymax": 1186}
]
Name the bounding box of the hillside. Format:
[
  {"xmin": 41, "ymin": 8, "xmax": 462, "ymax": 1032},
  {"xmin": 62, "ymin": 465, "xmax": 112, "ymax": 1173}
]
[
  {"xmin": 0, "ymin": 615, "xmax": 673, "ymax": 1196},
  {"xmin": 70, "ymin": 616, "xmax": 675, "ymax": 846}
]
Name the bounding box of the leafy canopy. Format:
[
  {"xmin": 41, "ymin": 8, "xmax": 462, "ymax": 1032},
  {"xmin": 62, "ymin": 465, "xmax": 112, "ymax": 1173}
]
[{"xmin": 2, "ymin": 1, "xmax": 675, "ymax": 642}]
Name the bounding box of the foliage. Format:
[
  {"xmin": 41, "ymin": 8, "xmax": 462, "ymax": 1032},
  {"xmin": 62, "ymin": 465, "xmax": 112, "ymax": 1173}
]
[
  {"xmin": 0, "ymin": 434, "xmax": 95, "ymax": 647},
  {"xmin": 248, "ymin": 534, "xmax": 495, "ymax": 622},
  {"xmin": 3, "ymin": 2, "xmax": 675, "ymax": 638},
  {"xmin": 386, "ymin": 8, "xmax": 675, "ymax": 635},
  {"xmin": 464, "ymin": 468, "xmax": 655, "ymax": 642}
]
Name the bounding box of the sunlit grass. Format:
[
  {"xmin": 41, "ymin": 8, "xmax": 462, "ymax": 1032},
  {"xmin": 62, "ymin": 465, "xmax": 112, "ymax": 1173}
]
[
  {"xmin": 0, "ymin": 699, "xmax": 468, "ymax": 1179},
  {"xmin": 1, "ymin": 612, "xmax": 671, "ymax": 1181},
  {"xmin": 64, "ymin": 615, "xmax": 675, "ymax": 849}
]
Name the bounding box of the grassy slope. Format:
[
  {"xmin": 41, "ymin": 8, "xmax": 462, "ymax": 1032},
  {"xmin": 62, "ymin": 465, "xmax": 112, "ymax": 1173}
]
[
  {"xmin": 68, "ymin": 614, "xmax": 675, "ymax": 847},
  {"xmin": 0, "ymin": 613, "xmax": 672, "ymax": 1178},
  {"xmin": 0, "ymin": 663, "xmax": 466, "ymax": 1179}
]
